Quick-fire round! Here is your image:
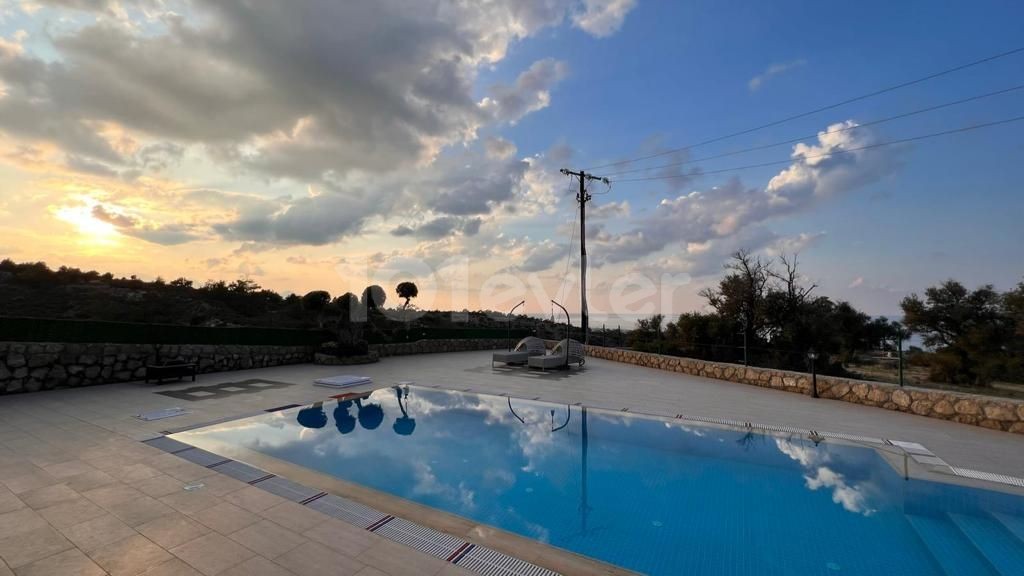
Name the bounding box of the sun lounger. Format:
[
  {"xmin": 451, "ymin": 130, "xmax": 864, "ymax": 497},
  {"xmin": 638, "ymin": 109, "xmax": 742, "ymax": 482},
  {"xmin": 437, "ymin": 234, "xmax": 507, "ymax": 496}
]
[
  {"xmin": 492, "ymin": 336, "xmax": 547, "ymax": 367},
  {"xmin": 527, "ymin": 338, "xmax": 585, "ymax": 370}
]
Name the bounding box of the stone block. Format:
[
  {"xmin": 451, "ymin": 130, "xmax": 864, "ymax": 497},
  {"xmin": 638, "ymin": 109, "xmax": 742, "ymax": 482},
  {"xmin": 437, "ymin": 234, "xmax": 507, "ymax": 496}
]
[{"xmin": 982, "ymin": 403, "xmax": 1017, "ymax": 421}]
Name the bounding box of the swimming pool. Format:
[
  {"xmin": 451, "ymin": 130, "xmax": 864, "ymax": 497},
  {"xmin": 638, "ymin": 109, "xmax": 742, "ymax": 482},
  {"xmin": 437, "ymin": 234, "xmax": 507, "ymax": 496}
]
[{"xmin": 175, "ymin": 386, "xmax": 1024, "ymax": 576}]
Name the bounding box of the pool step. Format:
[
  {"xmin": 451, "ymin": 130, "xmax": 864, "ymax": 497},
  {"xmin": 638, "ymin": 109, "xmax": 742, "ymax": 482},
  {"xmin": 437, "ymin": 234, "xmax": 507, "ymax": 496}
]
[
  {"xmin": 905, "ymin": 514, "xmax": 998, "ymax": 576},
  {"xmin": 949, "ymin": 513, "xmax": 1024, "ymax": 576},
  {"xmin": 992, "ymin": 512, "xmax": 1024, "ymax": 544}
]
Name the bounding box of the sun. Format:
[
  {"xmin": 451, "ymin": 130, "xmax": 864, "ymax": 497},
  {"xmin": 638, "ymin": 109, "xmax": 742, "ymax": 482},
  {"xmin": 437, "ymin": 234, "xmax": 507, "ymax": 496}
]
[{"xmin": 54, "ymin": 203, "xmax": 120, "ymax": 244}]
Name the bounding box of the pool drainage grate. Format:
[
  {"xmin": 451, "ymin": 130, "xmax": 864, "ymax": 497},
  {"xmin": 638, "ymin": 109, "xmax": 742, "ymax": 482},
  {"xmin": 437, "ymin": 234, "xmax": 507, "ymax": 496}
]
[
  {"xmin": 143, "ymin": 435, "xmax": 563, "ymax": 576},
  {"xmin": 948, "ymin": 467, "xmax": 1024, "ymax": 488}
]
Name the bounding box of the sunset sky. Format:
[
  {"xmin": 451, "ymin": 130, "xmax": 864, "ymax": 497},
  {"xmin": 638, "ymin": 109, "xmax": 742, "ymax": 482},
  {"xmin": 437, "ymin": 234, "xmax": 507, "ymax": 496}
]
[{"xmin": 0, "ymin": 0, "xmax": 1021, "ymax": 320}]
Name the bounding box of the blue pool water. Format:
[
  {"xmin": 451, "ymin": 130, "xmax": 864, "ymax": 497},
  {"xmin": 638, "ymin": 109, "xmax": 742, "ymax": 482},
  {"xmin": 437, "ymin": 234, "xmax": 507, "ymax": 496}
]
[{"xmin": 178, "ymin": 386, "xmax": 1024, "ymax": 575}]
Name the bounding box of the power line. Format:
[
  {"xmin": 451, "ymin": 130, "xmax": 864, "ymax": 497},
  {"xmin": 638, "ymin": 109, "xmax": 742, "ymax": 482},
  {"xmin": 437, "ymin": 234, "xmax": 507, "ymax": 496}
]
[
  {"xmin": 613, "ymin": 115, "xmax": 1024, "ymax": 183},
  {"xmin": 585, "ymin": 46, "xmax": 1024, "ymax": 171},
  {"xmin": 601, "ymin": 84, "xmax": 1024, "ymax": 178}
]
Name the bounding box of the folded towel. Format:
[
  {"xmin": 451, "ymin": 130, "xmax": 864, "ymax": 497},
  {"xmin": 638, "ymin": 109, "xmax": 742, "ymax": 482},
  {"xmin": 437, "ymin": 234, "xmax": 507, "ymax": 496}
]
[{"xmin": 314, "ymin": 375, "xmax": 373, "ymax": 388}]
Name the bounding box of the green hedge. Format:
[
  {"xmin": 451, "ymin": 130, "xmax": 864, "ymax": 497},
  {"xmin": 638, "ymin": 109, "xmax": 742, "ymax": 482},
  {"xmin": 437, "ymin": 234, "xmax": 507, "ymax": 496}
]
[{"xmin": 0, "ymin": 316, "xmax": 333, "ymax": 346}]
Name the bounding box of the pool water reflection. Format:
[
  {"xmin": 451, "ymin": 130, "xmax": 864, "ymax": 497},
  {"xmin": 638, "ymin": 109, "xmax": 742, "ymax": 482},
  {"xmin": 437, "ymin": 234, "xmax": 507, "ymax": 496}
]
[{"xmin": 177, "ymin": 386, "xmax": 1024, "ymax": 576}]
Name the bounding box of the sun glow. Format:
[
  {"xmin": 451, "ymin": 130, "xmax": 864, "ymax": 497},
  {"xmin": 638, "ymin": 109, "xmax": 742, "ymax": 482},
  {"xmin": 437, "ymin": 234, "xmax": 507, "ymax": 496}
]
[{"xmin": 54, "ymin": 203, "xmax": 119, "ymax": 244}]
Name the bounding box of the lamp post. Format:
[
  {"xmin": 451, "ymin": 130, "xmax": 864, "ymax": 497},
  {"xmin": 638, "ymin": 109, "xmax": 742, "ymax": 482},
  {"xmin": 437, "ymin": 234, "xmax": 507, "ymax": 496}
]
[
  {"xmin": 807, "ymin": 348, "xmax": 819, "ymax": 398},
  {"xmin": 551, "ymin": 300, "xmax": 570, "ymax": 369},
  {"xmin": 506, "ymin": 300, "xmax": 525, "ymax": 351}
]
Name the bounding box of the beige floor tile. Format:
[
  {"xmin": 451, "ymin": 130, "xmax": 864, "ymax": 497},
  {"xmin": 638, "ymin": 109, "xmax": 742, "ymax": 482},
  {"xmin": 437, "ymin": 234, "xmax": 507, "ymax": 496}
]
[
  {"xmin": 0, "ymin": 525, "xmax": 73, "ymax": 569},
  {"xmin": 37, "ymin": 497, "xmax": 108, "ymax": 529},
  {"xmin": 353, "ymin": 567, "xmax": 390, "ymax": 576},
  {"xmin": 19, "ymin": 483, "xmax": 80, "ymax": 510},
  {"xmin": 58, "ymin": 513, "xmax": 136, "ymax": 553},
  {"xmin": 12, "ymin": 548, "xmax": 105, "ymax": 576},
  {"xmin": 258, "ymin": 501, "xmax": 327, "ymax": 534},
  {"xmin": 0, "ymin": 508, "xmax": 48, "ymax": 539},
  {"xmin": 222, "ymin": 487, "xmax": 285, "ymax": 513},
  {"xmin": 219, "ymin": 556, "xmax": 294, "ymax": 576},
  {"xmin": 302, "ymin": 518, "xmax": 379, "ymax": 558},
  {"xmin": 89, "ymin": 534, "xmax": 174, "ymax": 576},
  {"xmin": 81, "ymin": 483, "xmax": 144, "ymax": 508},
  {"xmin": 159, "ymin": 463, "xmax": 219, "ymax": 484},
  {"xmin": 190, "ymin": 502, "xmax": 260, "ymax": 534},
  {"xmin": 137, "ymin": 513, "xmax": 212, "ymax": 550},
  {"xmin": 2, "ymin": 470, "xmax": 58, "ymax": 495},
  {"xmin": 137, "ymin": 475, "xmax": 188, "ymax": 499},
  {"xmin": 118, "ymin": 464, "xmax": 164, "ymax": 484},
  {"xmin": 190, "ymin": 474, "xmax": 247, "ymax": 497},
  {"xmin": 275, "ymin": 541, "xmax": 365, "ymax": 576},
  {"xmin": 170, "ymin": 533, "xmax": 255, "ymax": 576},
  {"xmin": 138, "ymin": 558, "xmax": 204, "ymax": 576},
  {"xmin": 62, "ymin": 469, "xmax": 117, "ymax": 492},
  {"xmin": 0, "ymin": 488, "xmax": 25, "ymax": 515},
  {"xmin": 159, "ymin": 489, "xmax": 222, "ymax": 516},
  {"xmin": 0, "ymin": 560, "xmax": 11, "ymax": 576},
  {"xmin": 228, "ymin": 520, "xmax": 306, "ymax": 559},
  {"xmin": 356, "ymin": 540, "xmax": 447, "ymax": 576},
  {"xmin": 107, "ymin": 495, "xmax": 176, "ymax": 527},
  {"xmin": 41, "ymin": 460, "xmax": 97, "ymax": 480}
]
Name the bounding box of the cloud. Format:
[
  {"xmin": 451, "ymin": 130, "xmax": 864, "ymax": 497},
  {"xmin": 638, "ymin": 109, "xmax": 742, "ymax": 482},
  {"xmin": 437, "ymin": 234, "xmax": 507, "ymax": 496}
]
[
  {"xmin": 390, "ymin": 216, "xmax": 483, "ymax": 240},
  {"xmin": 0, "ymin": 1, "xmax": 611, "ymax": 183},
  {"xmin": 573, "ymin": 0, "xmax": 637, "ymax": 37},
  {"xmin": 589, "ymin": 200, "xmax": 630, "ymax": 219},
  {"xmin": 212, "ymin": 184, "xmax": 379, "ymax": 246},
  {"xmin": 484, "ymin": 136, "xmax": 517, "ymax": 160},
  {"xmin": 480, "ymin": 58, "xmax": 568, "ymax": 125},
  {"xmin": 592, "ymin": 121, "xmax": 900, "ymax": 272},
  {"xmin": 90, "ymin": 204, "xmax": 200, "ymax": 245},
  {"xmin": 749, "ymin": 59, "xmax": 806, "ymax": 91},
  {"xmin": 848, "ymin": 276, "xmax": 864, "ymax": 289},
  {"xmin": 516, "ymin": 239, "xmax": 567, "ymax": 272}
]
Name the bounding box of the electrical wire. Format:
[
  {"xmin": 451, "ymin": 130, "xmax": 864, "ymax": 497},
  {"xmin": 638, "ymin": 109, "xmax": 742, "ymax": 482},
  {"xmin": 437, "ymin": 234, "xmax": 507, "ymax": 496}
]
[
  {"xmin": 584, "ymin": 46, "xmax": 1024, "ymax": 171},
  {"xmin": 612, "ymin": 114, "xmax": 1024, "ymax": 183},
  {"xmin": 600, "ymin": 84, "xmax": 1024, "ymax": 178}
]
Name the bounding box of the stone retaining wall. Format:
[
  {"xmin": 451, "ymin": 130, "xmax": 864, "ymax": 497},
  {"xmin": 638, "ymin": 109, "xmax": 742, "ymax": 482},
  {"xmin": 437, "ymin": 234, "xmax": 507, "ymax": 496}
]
[
  {"xmin": 0, "ymin": 341, "xmax": 314, "ymax": 394},
  {"xmin": 372, "ymin": 338, "xmax": 508, "ymax": 357},
  {"xmin": 585, "ymin": 345, "xmax": 1024, "ymax": 434}
]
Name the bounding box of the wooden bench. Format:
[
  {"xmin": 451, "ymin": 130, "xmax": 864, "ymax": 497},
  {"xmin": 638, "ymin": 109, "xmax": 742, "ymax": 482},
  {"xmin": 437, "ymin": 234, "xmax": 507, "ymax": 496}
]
[{"xmin": 145, "ymin": 362, "xmax": 197, "ymax": 384}]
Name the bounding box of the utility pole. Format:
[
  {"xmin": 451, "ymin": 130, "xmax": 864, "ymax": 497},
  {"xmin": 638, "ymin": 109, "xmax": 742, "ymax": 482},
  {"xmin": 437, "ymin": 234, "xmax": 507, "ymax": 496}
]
[{"xmin": 560, "ymin": 169, "xmax": 609, "ymax": 344}]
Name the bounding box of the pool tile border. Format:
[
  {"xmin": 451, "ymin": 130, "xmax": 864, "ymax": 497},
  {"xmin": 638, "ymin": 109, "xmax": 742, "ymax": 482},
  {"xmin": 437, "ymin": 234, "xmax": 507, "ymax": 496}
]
[{"xmin": 142, "ymin": 437, "xmax": 562, "ymax": 576}]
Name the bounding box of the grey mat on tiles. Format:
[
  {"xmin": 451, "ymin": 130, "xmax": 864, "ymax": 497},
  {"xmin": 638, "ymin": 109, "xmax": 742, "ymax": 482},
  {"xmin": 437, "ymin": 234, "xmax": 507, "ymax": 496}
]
[{"xmin": 155, "ymin": 378, "xmax": 294, "ymax": 401}]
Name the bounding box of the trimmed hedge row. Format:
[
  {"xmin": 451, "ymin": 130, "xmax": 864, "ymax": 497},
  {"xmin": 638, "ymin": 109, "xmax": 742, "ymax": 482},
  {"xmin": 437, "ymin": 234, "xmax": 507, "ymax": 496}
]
[{"xmin": 0, "ymin": 316, "xmax": 333, "ymax": 346}]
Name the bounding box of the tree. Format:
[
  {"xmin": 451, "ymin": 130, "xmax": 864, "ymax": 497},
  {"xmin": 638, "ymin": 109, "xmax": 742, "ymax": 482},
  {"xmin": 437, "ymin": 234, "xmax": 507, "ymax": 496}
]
[
  {"xmin": 901, "ymin": 280, "xmax": 1013, "ymax": 385},
  {"xmin": 396, "ymin": 282, "xmax": 418, "ymax": 309},
  {"xmin": 362, "ymin": 285, "xmax": 386, "ymax": 310},
  {"xmin": 302, "ymin": 290, "xmax": 332, "ymax": 327},
  {"xmin": 700, "ymin": 250, "xmax": 773, "ymax": 341}
]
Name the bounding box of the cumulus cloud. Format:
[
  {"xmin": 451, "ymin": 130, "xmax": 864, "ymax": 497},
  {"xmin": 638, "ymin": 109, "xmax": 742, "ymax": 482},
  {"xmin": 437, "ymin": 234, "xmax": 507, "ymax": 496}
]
[
  {"xmin": 90, "ymin": 204, "xmax": 199, "ymax": 245},
  {"xmin": 484, "ymin": 136, "xmax": 518, "ymax": 160},
  {"xmin": 0, "ymin": 1, "xmax": 619, "ymax": 182},
  {"xmin": 480, "ymin": 58, "xmax": 568, "ymax": 125},
  {"xmin": 573, "ymin": 0, "xmax": 637, "ymax": 37},
  {"xmin": 592, "ymin": 121, "xmax": 900, "ymax": 272},
  {"xmin": 749, "ymin": 59, "xmax": 806, "ymax": 91},
  {"xmin": 391, "ymin": 216, "xmax": 483, "ymax": 240}
]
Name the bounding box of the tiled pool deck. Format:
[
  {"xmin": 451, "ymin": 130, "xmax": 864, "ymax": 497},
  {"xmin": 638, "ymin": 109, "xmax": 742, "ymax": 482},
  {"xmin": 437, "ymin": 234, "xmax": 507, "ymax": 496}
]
[{"xmin": 1, "ymin": 350, "xmax": 1023, "ymax": 575}]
